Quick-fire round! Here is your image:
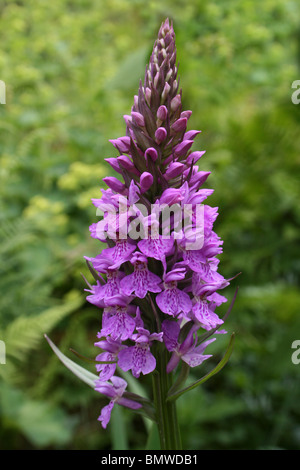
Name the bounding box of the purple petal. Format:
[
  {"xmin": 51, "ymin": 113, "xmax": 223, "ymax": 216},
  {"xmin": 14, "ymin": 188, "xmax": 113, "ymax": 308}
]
[
  {"xmin": 118, "ymin": 397, "xmax": 143, "ymax": 410},
  {"xmin": 117, "ymin": 347, "xmax": 134, "ymax": 372},
  {"xmin": 162, "ymin": 320, "xmax": 180, "ymax": 351},
  {"xmin": 98, "ymin": 401, "xmax": 114, "ymax": 429},
  {"xmin": 138, "ymin": 237, "xmax": 173, "ymax": 261},
  {"xmin": 182, "ymin": 352, "xmax": 212, "ymax": 368},
  {"xmin": 156, "ymin": 287, "xmax": 192, "ymax": 317},
  {"xmin": 192, "ymin": 300, "xmax": 224, "ymax": 330},
  {"xmin": 101, "ymin": 308, "xmax": 136, "ymax": 341}
]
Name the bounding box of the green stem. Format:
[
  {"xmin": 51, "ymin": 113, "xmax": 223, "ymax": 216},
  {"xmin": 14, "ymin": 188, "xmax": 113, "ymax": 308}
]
[{"xmin": 152, "ymin": 345, "xmax": 182, "ymax": 450}]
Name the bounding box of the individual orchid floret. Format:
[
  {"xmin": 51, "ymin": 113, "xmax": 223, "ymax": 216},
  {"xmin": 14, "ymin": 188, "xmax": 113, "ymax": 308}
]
[
  {"xmin": 84, "ymin": 281, "xmax": 106, "ymax": 309},
  {"xmin": 137, "ymin": 211, "xmax": 174, "ymax": 264},
  {"xmin": 95, "ymin": 376, "xmax": 142, "ymax": 429},
  {"xmin": 155, "ymin": 267, "xmax": 192, "ymax": 318},
  {"xmin": 191, "ymin": 297, "xmax": 224, "ymax": 331},
  {"xmin": 100, "ymin": 238, "xmax": 136, "ymax": 266},
  {"xmin": 118, "ymin": 327, "xmax": 163, "ymax": 378},
  {"xmin": 86, "ymin": 262, "xmax": 125, "ymax": 303},
  {"xmin": 119, "ymin": 252, "xmax": 162, "ymax": 298},
  {"xmin": 162, "ymin": 320, "xmax": 215, "ymax": 373},
  {"xmin": 99, "ymin": 295, "xmax": 137, "ymax": 341}
]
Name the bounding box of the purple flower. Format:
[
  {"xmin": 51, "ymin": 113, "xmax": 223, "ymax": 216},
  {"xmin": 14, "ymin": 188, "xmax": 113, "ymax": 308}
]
[
  {"xmin": 100, "ymin": 295, "xmax": 136, "ymax": 341},
  {"xmin": 119, "ymin": 252, "xmax": 162, "ymax": 298},
  {"xmin": 84, "ymin": 259, "xmax": 125, "ymax": 303},
  {"xmin": 191, "ymin": 297, "xmax": 224, "ymax": 331},
  {"xmin": 137, "ymin": 213, "xmax": 174, "ymax": 264},
  {"xmin": 156, "ymin": 267, "xmax": 192, "ymax": 317},
  {"xmin": 162, "ymin": 320, "xmax": 215, "ymax": 372},
  {"xmin": 95, "ymin": 376, "xmax": 142, "ymax": 428},
  {"xmin": 118, "ymin": 327, "xmax": 163, "ymax": 378},
  {"xmin": 101, "ymin": 239, "xmax": 136, "ymax": 266}
]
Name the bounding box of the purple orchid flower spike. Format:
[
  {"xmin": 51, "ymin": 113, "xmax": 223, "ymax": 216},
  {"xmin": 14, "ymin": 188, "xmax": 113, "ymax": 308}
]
[
  {"xmin": 80, "ymin": 18, "xmax": 237, "ymax": 446},
  {"xmin": 95, "ymin": 376, "xmax": 142, "ymax": 429}
]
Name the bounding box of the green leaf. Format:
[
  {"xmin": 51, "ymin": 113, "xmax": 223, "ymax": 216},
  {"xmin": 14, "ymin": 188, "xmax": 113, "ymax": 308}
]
[
  {"xmin": 44, "ymin": 335, "xmax": 98, "ymax": 389},
  {"xmin": 167, "ymin": 333, "xmax": 236, "ymax": 402},
  {"xmin": 5, "ymin": 294, "xmax": 84, "ymax": 362},
  {"xmin": 110, "ymin": 404, "xmax": 128, "ymax": 451}
]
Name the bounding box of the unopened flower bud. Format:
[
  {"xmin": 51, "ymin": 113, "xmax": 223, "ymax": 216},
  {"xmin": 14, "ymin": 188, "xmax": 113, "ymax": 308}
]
[
  {"xmin": 164, "ymin": 162, "xmax": 185, "ymax": 180},
  {"xmin": 103, "ymin": 176, "xmax": 126, "ymax": 193},
  {"xmin": 157, "ymin": 105, "xmax": 168, "ymax": 121},
  {"xmin": 162, "ymin": 82, "xmax": 171, "ymax": 101},
  {"xmin": 105, "ymin": 158, "xmax": 121, "ymax": 174},
  {"xmin": 186, "ymin": 150, "xmax": 206, "ymax": 165},
  {"xmin": 145, "ymin": 147, "xmax": 158, "ymax": 162},
  {"xmin": 131, "ymin": 111, "xmax": 145, "ymax": 127},
  {"xmin": 109, "ymin": 136, "xmax": 131, "ymax": 153},
  {"xmin": 170, "ymin": 94, "xmax": 181, "ymax": 112},
  {"xmin": 181, "ymin": 110, "xmax": 192, "ymax": 120},
  {"xmin": 171, "ymin": 117, "xmax": 187, "ymax": 133},
  {"xmin": 174, "ymin": 139, "xmax": 193, "ymax": 157},
  {"xmin": 140, "ymin": 172, "xmax": 153, "ymax": 193},
  {"xmin": 155, "ymin": 127, "xmax": 167, "ymax": 145},
  {"xmin": 184, "ymin": 129, "xmax": 201, "ymax": 140},
  {"xmin": 123, "ymin": 115, "xmax": 132, "ymax": 126},
  {"xmin": 145, "ymin": 87, "xmax": 151, "ymax": 105}
]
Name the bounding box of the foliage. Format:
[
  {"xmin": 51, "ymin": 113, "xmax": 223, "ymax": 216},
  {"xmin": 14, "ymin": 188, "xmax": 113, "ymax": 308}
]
[{"xmin": 0, "ymin": 0, "xmax": 300, "ymax": 450}]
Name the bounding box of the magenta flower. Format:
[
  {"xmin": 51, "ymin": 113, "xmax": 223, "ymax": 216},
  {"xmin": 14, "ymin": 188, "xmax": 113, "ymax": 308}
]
[
  {"xmin": 155, "ymin": 267, "xmax": 192, "ymax": 317},
  {"xmin": 118, "ymin": 327, "xmax": 163, "ymax": 378},
  {"xmin": 99, "ymin": 295, "xmax": 137, "ymax": 341},
  {"xmin": 95, "ymin": 376, "xmax": 142, "ymax": 429},
  {"xmin": 162, "ymin": 320, "xmax": 215, "ymax": 373},
  {"xmin": 119, "ymin": 252, "xmax": 162, "ymax": 298}
]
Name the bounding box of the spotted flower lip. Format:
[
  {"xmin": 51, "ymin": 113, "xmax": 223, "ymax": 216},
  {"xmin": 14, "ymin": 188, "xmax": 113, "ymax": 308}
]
[
  {"xmin": 119, "ymin": 252, "xmax": 162, "ymax": 298},
  {"xmin": 84, "ymin": 18, "xmax": 233, "ymax": 429},
  {"xmin": 156, "ymin": 267, "xmax": 192, "ymax": 317},
  {"xmin": 118, "ymin": 327, "xmax": 163, "ymax": 378}
]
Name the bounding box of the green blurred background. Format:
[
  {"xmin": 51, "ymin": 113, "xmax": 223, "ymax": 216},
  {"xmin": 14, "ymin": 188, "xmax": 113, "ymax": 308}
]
[{"xmin": 0, "ymin": 0, "xmax": 300, "ymax": 450}]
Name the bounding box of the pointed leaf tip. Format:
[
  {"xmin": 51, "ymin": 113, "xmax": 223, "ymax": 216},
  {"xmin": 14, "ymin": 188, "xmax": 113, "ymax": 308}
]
[{"xmin": 45, "ymin": 335, "xmax": 98, "ymax": 389}]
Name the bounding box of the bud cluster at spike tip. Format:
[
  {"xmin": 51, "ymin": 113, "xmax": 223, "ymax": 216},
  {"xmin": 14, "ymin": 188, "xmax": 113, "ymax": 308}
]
[{"xmin": 84, "ymin": 19, "xmax": 231, "ymax": 428}]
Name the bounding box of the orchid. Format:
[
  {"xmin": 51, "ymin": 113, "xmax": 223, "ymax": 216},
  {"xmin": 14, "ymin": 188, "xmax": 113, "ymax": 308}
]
[{"xmin": 46, "ymin": 18, "xmax": 237, "ymax": 450}]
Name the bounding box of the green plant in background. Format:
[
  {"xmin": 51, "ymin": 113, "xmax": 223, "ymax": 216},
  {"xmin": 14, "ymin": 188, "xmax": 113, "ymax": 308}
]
[{"xmin": 0, "ymin": 0, "xmax": 300, "ymax": 450}]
